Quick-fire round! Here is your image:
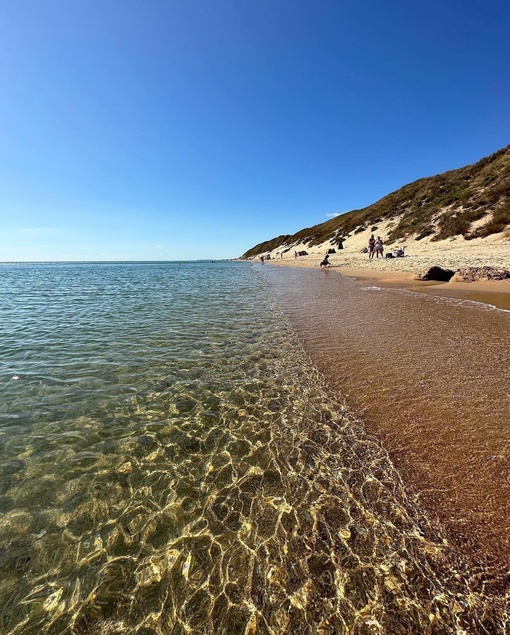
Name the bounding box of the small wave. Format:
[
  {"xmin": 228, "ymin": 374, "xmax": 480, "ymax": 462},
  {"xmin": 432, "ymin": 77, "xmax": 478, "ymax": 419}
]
[{"xmin": 362, "ymin": 284, "xmax": 510, "ymax": 313}]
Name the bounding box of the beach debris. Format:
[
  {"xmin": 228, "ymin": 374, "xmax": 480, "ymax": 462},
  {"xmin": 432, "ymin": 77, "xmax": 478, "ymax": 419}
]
[
  {"xmin": 453, "ymin": 266, "xmax": 510, "ymax": 282},
  {"xmin": 420, "ymin": 266, "xmax": 455, "ymax": 281}
]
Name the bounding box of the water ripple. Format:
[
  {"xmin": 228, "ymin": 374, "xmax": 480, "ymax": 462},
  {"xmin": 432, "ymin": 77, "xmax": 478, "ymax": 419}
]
[{"xmin": 0, "ymin": 262, "xmax": 506, "ymax": 633}]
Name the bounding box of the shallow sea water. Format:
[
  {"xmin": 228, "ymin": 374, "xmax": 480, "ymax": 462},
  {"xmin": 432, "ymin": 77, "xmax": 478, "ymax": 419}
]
[
  {"xmin": 262, "ymin": 265, "xmax": 510, "ymax": 565},
  {"xmin": 0, "ymin": 262, "xmax": 507, "ymax": 634}
]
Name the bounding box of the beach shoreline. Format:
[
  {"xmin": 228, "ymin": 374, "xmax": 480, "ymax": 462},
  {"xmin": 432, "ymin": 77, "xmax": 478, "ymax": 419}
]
[
  {"xmin": 263, "ymin": 263, "xmax": 510, "ymax": 590},
  {"xmin": 265, "ymin": 255, "xmax": 510, "ymax": 310},
  {"xmin": 243, "ymin": 219, "xmax": 510, "ymax": 306}
]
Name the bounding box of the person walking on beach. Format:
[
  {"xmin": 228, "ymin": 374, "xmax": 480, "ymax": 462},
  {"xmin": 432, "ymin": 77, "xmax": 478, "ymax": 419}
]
[
  {"xmin": 374, "ymin": 236, "xmax": 384, "ymax": 258},
  {"xmin": 368, "ymin": 234, "xmax": 375, "ymax": 259}
]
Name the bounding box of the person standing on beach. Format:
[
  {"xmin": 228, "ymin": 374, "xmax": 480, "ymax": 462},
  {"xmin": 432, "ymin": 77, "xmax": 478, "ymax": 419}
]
[
  {"xmin": 374, "ymin": 236, "xmax": 384, "ymax": 258},
  {"xmin": 368, "ymin": 234, "xmax": 375, "ymax": 259}
]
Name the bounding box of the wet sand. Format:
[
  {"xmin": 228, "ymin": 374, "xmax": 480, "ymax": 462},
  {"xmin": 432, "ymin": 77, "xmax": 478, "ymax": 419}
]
[
  {"xmin": 409, "ymin": 283, "xmax": 510, "ymax": 312},
  {"xmin": 262, "ymin": 264, "xmax": 510, "ymax": 590},
  {"xmin": 333, "ymin": 266, "xmax": 510, "ymax": 312}
]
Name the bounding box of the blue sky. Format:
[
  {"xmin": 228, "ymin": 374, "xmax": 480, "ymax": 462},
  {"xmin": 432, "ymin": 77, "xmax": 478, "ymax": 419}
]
[{"xmin": 1, "ymin": 0, "xmax": 509, "ymax": 261}]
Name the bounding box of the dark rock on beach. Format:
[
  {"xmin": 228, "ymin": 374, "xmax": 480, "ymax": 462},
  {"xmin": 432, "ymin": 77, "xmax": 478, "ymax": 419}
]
[
  {"xmin": 420, "ymin": 265, "xmax": 510, "ymax": 283},
  {"xmin": 420, "ymin": 266, "xmax": 455, "ymax": 281}
]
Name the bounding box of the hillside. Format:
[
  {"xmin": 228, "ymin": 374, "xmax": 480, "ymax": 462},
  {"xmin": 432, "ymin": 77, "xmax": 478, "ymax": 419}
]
[{"xmin": 241, "ymin": 145, "xmax": 510, "ymax": 259}]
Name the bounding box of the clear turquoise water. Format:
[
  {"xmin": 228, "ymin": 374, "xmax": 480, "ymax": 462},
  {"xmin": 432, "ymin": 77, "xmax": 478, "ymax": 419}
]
[{"xmin": 0, "ymin": 262, "xmax": 503, "ymax": 634}]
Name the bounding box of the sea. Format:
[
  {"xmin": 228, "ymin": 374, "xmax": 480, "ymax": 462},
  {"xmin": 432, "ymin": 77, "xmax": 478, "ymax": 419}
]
[{"xmin": 0, "ymin": 261, "xmax": 507, "ymax": 634}]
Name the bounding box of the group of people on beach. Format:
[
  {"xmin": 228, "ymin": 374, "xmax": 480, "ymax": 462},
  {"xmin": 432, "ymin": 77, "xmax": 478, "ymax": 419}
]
[
  {"xmin": 368, "ymin": 234, "xmax": 384, "ymax": 259},
  {"xmin": 264, "ymin": 234, "xmax": 402, "ymax": 266}
]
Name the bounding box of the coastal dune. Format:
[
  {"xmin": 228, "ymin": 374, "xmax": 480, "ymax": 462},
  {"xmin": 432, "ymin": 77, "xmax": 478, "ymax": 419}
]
[{"xmin": 242, "ymin": 144, "xmax": 510, "ymax": 278}]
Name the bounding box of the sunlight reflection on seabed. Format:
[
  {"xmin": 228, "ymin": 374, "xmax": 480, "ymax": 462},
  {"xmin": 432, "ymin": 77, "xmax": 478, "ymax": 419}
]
[{"xmin": 0, "ymin": 262, "xmax": 507, "ymax": 634}]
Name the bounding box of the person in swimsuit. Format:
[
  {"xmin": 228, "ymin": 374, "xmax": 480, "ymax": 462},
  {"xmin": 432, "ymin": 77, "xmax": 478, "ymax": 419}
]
[
  {"xmin": 368, "ymin": 234, "xmax": 375, "ymax": 259},
  {"xmin": 374, "ymin": 236, "xmax": 384, "ymax": 258}
]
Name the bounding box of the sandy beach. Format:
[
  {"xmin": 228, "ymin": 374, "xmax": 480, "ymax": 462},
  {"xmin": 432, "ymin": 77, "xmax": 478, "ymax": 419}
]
[{"xmin": 254, "ymin": 226, "xmax": 510, "ymax": 307}]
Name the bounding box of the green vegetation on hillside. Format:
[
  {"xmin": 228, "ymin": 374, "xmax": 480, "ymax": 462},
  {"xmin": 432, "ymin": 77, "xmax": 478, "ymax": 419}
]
[{"xmin": 241, "ymin": 145, "xmax": 510, "ymax": 259}]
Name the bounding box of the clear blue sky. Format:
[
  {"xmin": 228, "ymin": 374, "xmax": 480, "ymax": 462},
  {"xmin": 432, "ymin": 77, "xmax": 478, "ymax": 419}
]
[{"xmin": 1, "ymin": 0, "xmax": 509, "ymax": 261}]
